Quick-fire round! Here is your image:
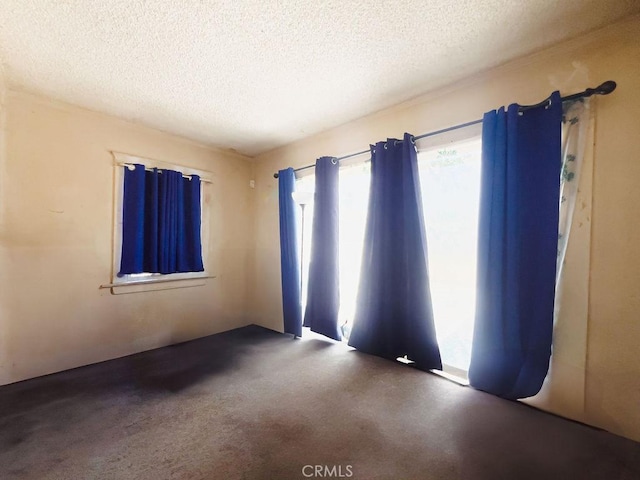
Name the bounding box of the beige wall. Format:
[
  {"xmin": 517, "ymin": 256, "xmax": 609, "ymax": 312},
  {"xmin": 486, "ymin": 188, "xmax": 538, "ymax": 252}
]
[
  {"xmin": 0, "ymin": 91, "xmax": 255, "ymax": 385},
  {"xmin": 250, "ymin": 16, "xmax": 640, "ymax": 441},
  {"xmin": 0, "ymin": 62, "xmax": 7, "ymax": 383}
]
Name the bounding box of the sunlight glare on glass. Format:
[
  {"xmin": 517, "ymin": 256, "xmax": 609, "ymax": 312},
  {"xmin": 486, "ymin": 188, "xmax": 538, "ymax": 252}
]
[
  {"xmin": 337, "ymin": 162, "xmax": 370, "ymax": 337},
  {"xmin": 295, "ymin": 137, "xmax": 481, "ymax": 371},
  {"xmin": 294, "ymin": 177, "xmax": 315, "ymax": 311},
  {"xmin": 418, "ymin": 137, "xmax": 481, "ymax": 372}
]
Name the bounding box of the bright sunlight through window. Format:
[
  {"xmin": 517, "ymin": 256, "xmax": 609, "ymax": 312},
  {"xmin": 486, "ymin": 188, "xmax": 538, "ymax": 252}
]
[
  {"xmin": 418, "ymin": 137, "xmax": 481, "ymax": 373},
  {"xmin": 296, "ymin": 132, "xmax": 481, "ymax": 375}
]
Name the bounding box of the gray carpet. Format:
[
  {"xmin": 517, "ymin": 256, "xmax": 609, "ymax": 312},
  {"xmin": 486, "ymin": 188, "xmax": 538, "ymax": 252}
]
[{"xmin": 1, "ymin": 325, "xmax": 639, "ymax": 480}]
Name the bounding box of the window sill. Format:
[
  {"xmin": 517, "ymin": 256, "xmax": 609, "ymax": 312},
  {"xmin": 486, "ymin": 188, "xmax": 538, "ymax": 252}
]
[
  {"xmin": 430, "ymin": 366, "xmax": 469, "ymax": 386},
  {"xmin": 100, "ymin": 274, "xmax": 215, "ymax": 295}
]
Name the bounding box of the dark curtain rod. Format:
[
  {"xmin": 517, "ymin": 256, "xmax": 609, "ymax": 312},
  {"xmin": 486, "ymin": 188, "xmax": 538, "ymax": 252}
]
[{"xmin": 273, "ymin": 81, "xmax": 616, "ymax": 179}]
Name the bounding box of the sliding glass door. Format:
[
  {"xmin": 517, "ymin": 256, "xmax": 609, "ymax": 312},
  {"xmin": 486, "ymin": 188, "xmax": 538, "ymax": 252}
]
[{"xmin": 296, "ymin": 128, "xmax": 482, "ymax": 378}]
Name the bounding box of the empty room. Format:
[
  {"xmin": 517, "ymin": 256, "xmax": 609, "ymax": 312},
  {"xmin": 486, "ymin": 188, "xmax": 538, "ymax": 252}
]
[{"xmin": 1, "ymin": 1, "xmax": 640, "ymax": 479}]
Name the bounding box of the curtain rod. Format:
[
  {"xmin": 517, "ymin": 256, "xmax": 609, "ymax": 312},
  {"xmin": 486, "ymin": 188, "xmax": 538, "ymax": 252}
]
[
  {"xmin": 273, "ymin": 81, "xmax": 616, "ymax": 179},
  {"xmin": 116, "ymin": 162, "xmax": 213, "ymax": 184}
]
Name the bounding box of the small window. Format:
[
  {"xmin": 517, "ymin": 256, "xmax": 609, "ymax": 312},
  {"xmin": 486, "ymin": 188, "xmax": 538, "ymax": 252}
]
[{"xmin": 111, "ymin": 153, "xmax": 211, "ymax": 288}]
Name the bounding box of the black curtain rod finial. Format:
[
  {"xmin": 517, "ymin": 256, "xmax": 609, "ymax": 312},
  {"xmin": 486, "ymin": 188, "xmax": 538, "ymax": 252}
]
[
  {"xmin": 584, "ymin": 80, "xmax": 616, "ymax": 97},
  {"xmin": 561, "ymin": 80, "xmax": 617, "ymax": 103},
  {"xmin": 596, "ymin": 80, "xmax": 616, "ymax": 95},
  {"xmin": 274, "ymin": 172, "xmax": 279, "ymax": 179}
]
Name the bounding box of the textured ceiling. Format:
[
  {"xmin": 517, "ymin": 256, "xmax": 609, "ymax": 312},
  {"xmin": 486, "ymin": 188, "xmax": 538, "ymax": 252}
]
[{"xmin": 0, "ymin": 1, "xmax": 638, "ymax": 157}]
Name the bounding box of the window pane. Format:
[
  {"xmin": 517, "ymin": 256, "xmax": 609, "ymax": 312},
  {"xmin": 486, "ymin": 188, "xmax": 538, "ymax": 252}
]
[
  {"xmin": 338, "ymin": 162, "xmax": 371, "ymax": 335},
  {"xmin": 295, "ymin": 176, "xmax": 315, "ymax": 311},
  {"xmin": 418, "ymin": 138, "xmax": 481, "ymax": 372}
]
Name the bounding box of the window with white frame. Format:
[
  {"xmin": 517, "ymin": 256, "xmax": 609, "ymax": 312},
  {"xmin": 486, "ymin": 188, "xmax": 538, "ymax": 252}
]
[{"xmin": 111, "ymin": 153, "xmax": 211, "ymax": 287}]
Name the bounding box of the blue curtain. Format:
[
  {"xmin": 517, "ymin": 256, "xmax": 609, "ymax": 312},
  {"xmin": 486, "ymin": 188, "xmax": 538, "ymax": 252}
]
[
  {"xmin": 469, "ymin": 92, "xmax": 562, "ymax": 399},
  {"xmin": 278, "ymin": 168, "xmax": 303, "ymax": 337},
  {"xmin": 348, "ymin": 133, "xmax": 442, "ymax": 371},
  {"xmin": 120, "ymin": 164, "xmax": 203, "ymax": 275},
  {"xmin": 303, "ymin": 157, "xmax": 341, "ymax": 340}
]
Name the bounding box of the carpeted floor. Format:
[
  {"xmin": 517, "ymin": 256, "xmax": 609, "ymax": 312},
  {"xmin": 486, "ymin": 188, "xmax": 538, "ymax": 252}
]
[{"xmin": 1, "ymin": 325, "xmax": 639, "ymax": 480}]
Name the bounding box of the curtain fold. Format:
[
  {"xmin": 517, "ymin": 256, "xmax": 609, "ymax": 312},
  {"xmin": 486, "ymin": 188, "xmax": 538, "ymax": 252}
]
[
  {"xmin": 303, "ymin": 157, "xmax": 341, "ymax": 340},
  {"xmin": 278, "ymin": 168, "xmax": 303, "ymax": 337},
  {"xmin": 158, "ymin": 169, "xmax": 180, "ymax": 273},
  {"xmin": 120, "ymin": 164, "xmax": 203, "ymax": 275},
  {"xmin": 143, "ymin": 169, "xmax": 159, "ymax": 272},
  {"xmin": 121, "ymin": 165, "xmax": 146, "ymax": 273},
  {"xmin": 348, "ymin": 133, "xmax": 442, "ymax": 371},
  {"xmin": 469, "ymin": 92, "xmax": 562, "ymax": 399},
  {"xmin": 181, "ymin": 172, "xmax": 204, "ymax": 272}
]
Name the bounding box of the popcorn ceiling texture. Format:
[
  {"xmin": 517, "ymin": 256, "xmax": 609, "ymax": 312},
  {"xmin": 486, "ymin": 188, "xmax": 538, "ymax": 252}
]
[{"xmin": 0, "ymin": 1, "xmax": 637, "ymax": 156}]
